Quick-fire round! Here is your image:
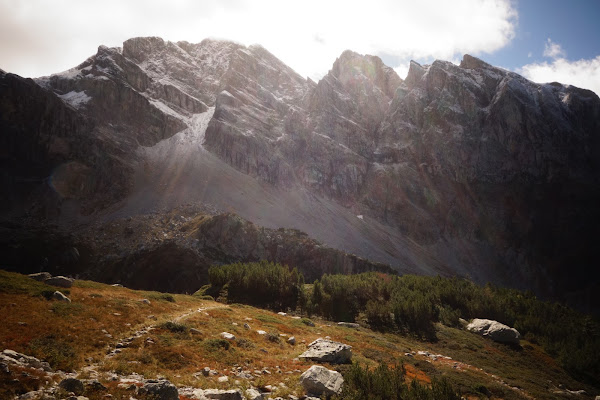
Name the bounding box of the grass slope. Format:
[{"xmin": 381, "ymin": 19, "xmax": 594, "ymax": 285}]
[{"xmin": 0, "ymin": 269, "xmax": 597, "ymax": 399}]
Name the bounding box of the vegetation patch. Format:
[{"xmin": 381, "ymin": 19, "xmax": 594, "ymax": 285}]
[
  {"xmin": 334, "ymin": 363, "xmax": 460, "ymax": 400},
  {"xmin": 28, "ymin": 335, "xmax": 78, "ymax": 371},
  {"xmin": 160, "ymin": 321, "xmax": 188, "ymax": 333}
]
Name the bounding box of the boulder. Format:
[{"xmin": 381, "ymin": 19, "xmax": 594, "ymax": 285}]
[
  {"xmin": 141, "ymin": 379, "xmax": 178, "ymax": 400},
  {"xmin": 298, "ymin": 338, "xmax": 352, "ymax": 364},
  {"xmin": 188, "ymin": 388, "xmax": 244, "ymax": 400},
  {"xmin": 0, "ymin": 350, "xmax": 51, "ymax": 371},
  {"xmin": 467, "ymin": 318, "xmax": 521, "ymax": 344},
  {"xmin": 52, "ymin": 291, "xmax": 71, "ymax": 303},
  {"xmin": 59, "ymin": 378, "xmax": 84, "ymax": 395},
  {"xmin": 84, "ymin": 380, "xmax": 107, "ymax": 392},
  {"xmin": 28, "ymin": 272, "xmax": 51, "ymax": 282},
  {"xmin": 299, "ymin": 365, "xmax": 344, "ymax": 397},
  {"xmin": 245, "ymin": 388, "xmax": 264, "ymax": 400},
  {"xmin": 44, "ymin": 276, "xmax": 74, "ymax": 288},
  {"xmin": 337, "ymin": 322, "xmax": 360, "ymax": 329}
]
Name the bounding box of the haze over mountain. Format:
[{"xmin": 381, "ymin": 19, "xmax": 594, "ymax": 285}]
[{"xmin": 1, "ymin": 37, "xmax": 599, "ymax": 313}]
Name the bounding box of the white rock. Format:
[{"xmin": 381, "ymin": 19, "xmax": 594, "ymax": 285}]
[
  {"xmin": 467, "ymin": 318, "xmax": 521, "ymax": 344},
  {"xmin": 245, "ymin": 388, "xmax": 264, "ymax": 400},
  {"xmin": 220, "ymin": 332, "xmax": 236, "ymax": 340},
  {"xmin": 52, "ymin": 291, "xmax": 71, "ymax": 303},
  {"xmin": 299, "ymin": 365, "xmax": 344, "ymax": 397},
  {"xmin": 298, "ymin": 338, "xmax": 352, "ymax": 364}
]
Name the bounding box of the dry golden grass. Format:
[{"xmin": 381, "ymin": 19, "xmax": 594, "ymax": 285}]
[{"xmin": 0, "ymin": 269, "xmax": 595, "ymax": 400}]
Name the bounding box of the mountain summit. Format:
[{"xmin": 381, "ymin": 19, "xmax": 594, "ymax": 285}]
[{"xmin": 1, "ymin": 37, "xmax": 599, "ymax": 312}]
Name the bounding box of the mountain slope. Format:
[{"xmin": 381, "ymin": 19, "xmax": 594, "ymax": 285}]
[{"xmin": 1, "ymin": 37, "xmax": 599, "ymax": 312}]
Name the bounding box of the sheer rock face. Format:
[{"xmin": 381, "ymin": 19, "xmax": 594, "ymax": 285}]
[{"xmin": 2, "ymin": 38, "xmax": 600, "ymax": 310}]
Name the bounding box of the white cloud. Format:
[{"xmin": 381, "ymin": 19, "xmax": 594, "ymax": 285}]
[
  {"xmin": 0, "ymin": 0, "xmax": 517, "ymax": 80},
  {"xmin": 543, "ymin": 38, "xmax": 565, "ymax": 59},
  {"xmin": 519, "ymin": 56, "xmax": 600, "ymax": 96}
]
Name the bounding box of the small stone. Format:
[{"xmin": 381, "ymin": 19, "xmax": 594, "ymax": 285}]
[
  {"xmin": 218, "ymin": 376, "xmax": 229, "ymax": 383},
  {"xmin": 141, "ymin": 299, "xmax": 151, "ymax": 305},
  {"xmin": 244, "ymin": 323, "xmax": 251, "ymax": 330},
  {"xmin": 190, "ymin": 328, "xmax": 202, "ymax": 335},
  {"xmin": 220, "ymin": 332, "xmax": 236, "ymax": 340},
  {"xmin": 287, "ymin": 336, "xmax": 296, "ymax": 345}
]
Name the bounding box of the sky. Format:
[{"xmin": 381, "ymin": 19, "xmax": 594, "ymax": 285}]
[{"xmin": 1, "ymin": 0, "xmax": 599, "ymax": 95}]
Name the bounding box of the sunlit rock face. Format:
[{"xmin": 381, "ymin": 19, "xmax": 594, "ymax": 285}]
[{"xmin": 1, "ymin": 38, "xmax": 599, "ymax": 312}]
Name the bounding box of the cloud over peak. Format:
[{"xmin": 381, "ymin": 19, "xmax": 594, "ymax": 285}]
[{"xmin": 0, "ymin": 0, "xmax": 517, "ymax": 80}]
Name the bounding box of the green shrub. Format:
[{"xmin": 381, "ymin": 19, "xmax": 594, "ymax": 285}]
[
  {"xmin": 203, "ymin": 338, "xmax": 230, "ymax": 351},
  {"xmin": 28, "ymin": 335, "xmax": 78, "ymax": 371},
  {"xmin": 207, "ymin": 261, "xmax": 303, "ymax": 310},
  {"xmin": 265, "ymin": 332, "xmax": 280, "ymax": 343},
  {"xmin": 149, "ymin": 293, "xmax": 176, "ymax": 302},
  {"xmin": 160, "ymin": 321, "xmax": 188, "ymax": 333},
  {"xmin": 236, "ymin": 338, "xmax": 255, "ymax": 349},
  {"xmin": 335, "ymin": 362, "xmax": 460, "ymax": 400}
]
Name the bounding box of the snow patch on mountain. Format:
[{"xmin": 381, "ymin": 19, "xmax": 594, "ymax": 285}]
[
  {"xmin": 58, "ymin": 90, "xmax": 91, "ymax": 108},
  {"xmin": 139, "ymin": 107, "xmax": 215, "ymax": 163}
]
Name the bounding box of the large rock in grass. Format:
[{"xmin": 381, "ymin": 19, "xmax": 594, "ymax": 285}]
[
  {"xmin": 467, "ymin": 318, "xmax": 521, "ymax": 345},
  {"xmin": 298, "ymin": 338, "xmax": 352, "ymax": 364},
  {"xmin": 59, "ymin": 378, "xmax": 84, "ymax": 395},
  {"xmin": 141, "ymin": 379, "xmax": 179, "ymax": 400},
  {"xmin": 0, "ymin": 350, "xmax": 51, "ymax": 371},
  {"xmin": 183, "ymin": 388, "xmax": 244, "ymax": 400},
  {"xmin": 300, "ymin": 365, "xmax": 344, "ymax": 397},
  {"xmin": 52, "ymin": 291, "xmax": 71, "ymax": 303},
  {"xmin": 44, "ymin": 276, "xmax": 74, "ymax": 288},
  {"xmin": 28, "ymin": 272, "xmax": 52, "ymax": 282}
]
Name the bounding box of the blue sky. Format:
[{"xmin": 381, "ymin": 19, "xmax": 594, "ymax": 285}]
[
  {"xmin": 486, "ymin": 0, "xmax": 600, "ymax": 69},
  {"xmin": 1, "ymin": 0, "xmax": 599, "ymax": 94}
]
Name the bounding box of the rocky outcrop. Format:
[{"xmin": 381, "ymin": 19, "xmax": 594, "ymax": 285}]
[
  {"xmin": 0, "ymin": 349, "xmax": 51, "ymax": 372},
  {"xmin": 299, "ymin": 365, "xmax": 344, "ymax": 397},
  {"xmin": 467, "ymin": 318, "xmax": 521, "ymax": 345},
  {"xmin": 298, "ymin": 338, "xmax": 352, "ymax": 364}
]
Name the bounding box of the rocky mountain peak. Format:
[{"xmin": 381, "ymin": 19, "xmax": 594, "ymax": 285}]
[
  {"xmin": 122, "ymin": 36, "xmax": 167, "ymax": 63},
  {"xmin": 331, "ymin": 50, "xmax": 402, "ymax": 99},
  {"xmin": 404, "ymin": 60, "xmax": 428, "ymax": 88},
  {"xmin": 459, "ymin": 54, "xmax": 493, "ymax": 70}
]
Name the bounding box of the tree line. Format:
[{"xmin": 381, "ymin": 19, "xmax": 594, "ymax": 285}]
[{"xmin": 199, "ymin": 262, "xmax": 600, "ymax": 386}]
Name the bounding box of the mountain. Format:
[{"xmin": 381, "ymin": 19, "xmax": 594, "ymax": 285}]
[{"xmin": 1, "ymin": 37, "xmax": 599, "ymax": 312}]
